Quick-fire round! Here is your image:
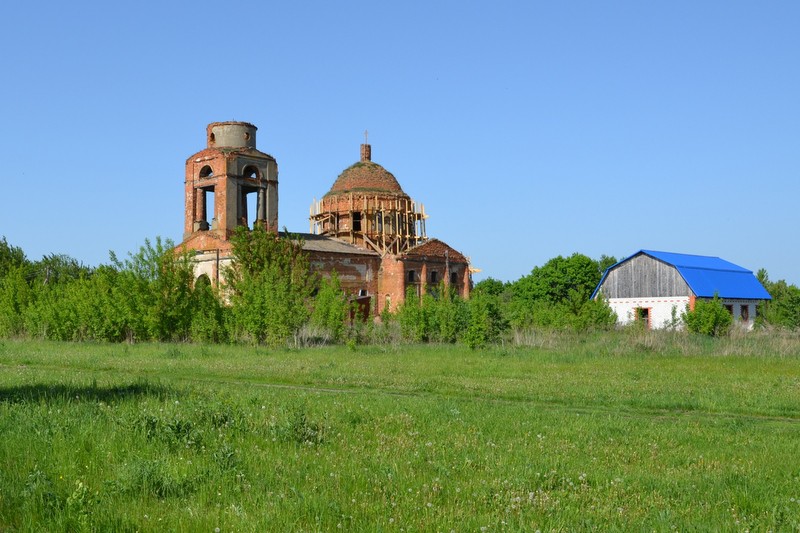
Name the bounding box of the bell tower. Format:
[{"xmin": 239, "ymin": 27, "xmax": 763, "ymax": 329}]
[{"xmin": 184, "ymin": 121, "xmax": 278, "ymax": 243}]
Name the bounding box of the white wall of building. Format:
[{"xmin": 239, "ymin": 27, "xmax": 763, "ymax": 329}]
[
  {"xmin": 608, "ymin": 297, "xmax": 690, "ymax": 329},
  {"xmin": 608, "ymin": 297, "xmax": 758, "ymax": 330}
]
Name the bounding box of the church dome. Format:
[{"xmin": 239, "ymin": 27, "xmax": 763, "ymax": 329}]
[{"xmin": 325, "ymin": 144, "xmax": 407, "ymax": 196}]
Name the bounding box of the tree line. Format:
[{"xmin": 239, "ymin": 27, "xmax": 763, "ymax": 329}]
[{"xmin": 1, "ymin": 233, "xmax": 798, "ymax": 346}]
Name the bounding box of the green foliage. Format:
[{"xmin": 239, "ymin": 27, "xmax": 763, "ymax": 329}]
[
  {"xmin": 756, "ymin": 269, "xmax": 800, "ymax": 329},
  {"xmin": 571, "ymin": 292, "xmax": 618, "ymax": 331},
  {"xmin": 190, "ymin": 275, "xmax": 229, "ymax": 344},
  {"xmin": 0, "ymin": 265, "xmax": 32, "ymax": 337},
  {"xmin": 397, "ymin": 287, "xmax": 430, "ymax": 342},
  {"xmin": 226, "ymin": 227, "xmax": 315, "ymax": 345},
  {"xmin": 30, "ymin": 253, "xmax": 91, "ymax": 286},
  {"xmin": 428, "ymin": 284, "xmax": 470, "ymax": 343},
  {"xmin": 512, "ymin": 253, "xmax": 604, "ymax": 305},
  {"xmin": 309, "ymin": 270, "xmax": 349, "ymax": 343},
  {"xmin": 0, "ymin": 236, "xmax": 29, "ymax": 279},
  {"xmin": 683, "ymin": 295, "xmax": 733, "ymax": 337},
  {"xmin": 507, "ymin": 253, "xmax": 617, "ymax": 331},
  {"xmin": 5, "ymin": 237, "xmax": 211, "ymax": 342},
  {"xmin": 396, "ymin": 284, "xmax": 471, "ymax": 344},
  {"xmin": 472, "ymin": 277, "xmax": 507, "ymax": 297},
  {"xmin": 597, "ymin": 254, "xmax": 618, "ymax": 274},
  {"xmin": 463, "ymin": 291, "xmax": 506, "ymax": 348},
  {"xmin": 112, "ymin": 237, "xmax": 198, "ymax": 341}
]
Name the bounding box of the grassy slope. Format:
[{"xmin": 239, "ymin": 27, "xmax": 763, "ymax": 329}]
[{"xmin": 0, "ymin": 334, "xmax": 799, "ymax": 531}]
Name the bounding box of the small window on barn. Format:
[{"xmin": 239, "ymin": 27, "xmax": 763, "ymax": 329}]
[
  {"xmin": 407, "ymin": 270, "xmax": 416, "ymax": 283},
  {"xmin": 724, "ymin": 304, "xmax": 734, "ymax": 315},
  {"xmin": 450, "ymin": 272, "xmax": 458, "ymax": 285},
  {"xmin": 635, "ymin": 307, "xmax": 651, "ymax": 330},
  {"xmin": 353, "ymin": 212, "xmax": 362, "ymax": 232},
  {"xmin": 430, "ymin": 271, "xmax": 438, "ymax": 283},
  {"xmin": 740, "ymin": 305, "xmax": 750, "ymax": 322},
  {"xmin": 358, "ymin": 289, "xmax": 368, "ymax": 297}
]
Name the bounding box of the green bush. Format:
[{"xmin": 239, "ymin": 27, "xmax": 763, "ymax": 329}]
[
  {"xmin": 0, "ymin": 266, "xmax": 32, "ymax": 337},
  {"xmin": 756, "ymin": 269, "xmax": 800, "ymax": 329},
  {"xmin": 683, "ymin": 295, "xmax": 733, "ymax": 337},
  {"xmin": 397, "ymin": 287, "xmax": 430, "ymax": 342},
  {"xmin": 226, "ymin": 227, "xmax": 315, "ymax": 345},
  {"xmin": 464, "ymin": 291, "xmax": 506, "ymax": 349},
  {"xmin": 309, "ymin": 270, "xmax": 349, "ymax": 343}
]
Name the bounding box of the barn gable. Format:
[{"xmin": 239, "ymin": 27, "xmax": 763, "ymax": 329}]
[
  {"xmin": 593, "ymin": 250, "xmax": 771, "ymax": 301},
  {"xmin": 594, "ymin": 253, "xmax": 690, "ymax": 299}
]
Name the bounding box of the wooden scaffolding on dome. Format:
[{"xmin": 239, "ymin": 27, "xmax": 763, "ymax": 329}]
[{"xmin": 310, "ymin": 193, "xmax": 428, "ymax": 255}]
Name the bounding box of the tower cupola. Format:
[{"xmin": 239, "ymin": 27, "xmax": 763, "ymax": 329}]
[
  {"xmin": 183, "ymin": 122, "xmax": 279, "ymax": 244},
  {"xmin": 207, "ymin": 121, "xmax": 257, "ymax": 149}
]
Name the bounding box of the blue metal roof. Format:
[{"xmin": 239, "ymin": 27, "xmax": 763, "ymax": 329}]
[{"xmin": 592, "ymin": 250, "xmax": 772, "ymax": 300}]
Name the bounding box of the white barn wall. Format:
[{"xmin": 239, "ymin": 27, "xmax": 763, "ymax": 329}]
[
  {"xmin": 608, "ymin": 297, "xmax": 758, "ymax": 330},
  {"xmin": 608, "ymin": 297, "xmax": 690, "ymax": 329}
]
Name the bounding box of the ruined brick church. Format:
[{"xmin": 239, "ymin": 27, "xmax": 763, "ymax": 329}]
[{"xmin": 180, "ymin": 121, "xmax": 471, "ymax": 316}]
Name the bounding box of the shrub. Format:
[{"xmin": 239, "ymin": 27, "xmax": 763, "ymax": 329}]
[
  {"xmin": 0, "ymin": 266, "xmax": 32, "ymax": 337},
  {"xmin": 226, "ymin": 227, "xmax": 315, "ymax": 345},
  {"xmin": 397, "ymin": 287, "xmax": 430, "ymax": 342},
  {"xmin": 683, "ymin": 295, "xmax": 733, "ymax": 337},
  {"xmin": 464, "ymin": 291, "xmax": 506, "ymax": 349},
  {"xmin": 309, "ymin": 271, "xmax": 349, "ymax": 343}
]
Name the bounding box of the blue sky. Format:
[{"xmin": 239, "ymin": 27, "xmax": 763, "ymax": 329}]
[{"xmin": 2, "ymin": 1, "xmax": 798, "ymax": 284}]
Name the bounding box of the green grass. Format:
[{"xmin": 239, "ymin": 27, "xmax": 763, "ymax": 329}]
[{"xmin": 1, "ymin": 332, "xmax": 799, "ymax": 531}]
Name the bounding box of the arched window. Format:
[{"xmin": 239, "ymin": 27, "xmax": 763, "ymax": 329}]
[
  {"xmin": 242, "ymin": 166, "xmax": 260, "ymax": 180},
  {"xmin": 199, "ymin": 165, "xmax": 214, "ymax": 179},
  {"xmin": 195, "ymin": 274, "xmax": 211, "ymax": 289}
]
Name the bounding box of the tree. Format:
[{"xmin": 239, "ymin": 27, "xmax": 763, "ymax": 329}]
[
  {"xmin": 0, "ymin": 237, "xmax": 28, "ymax": 280},
  {"xmin": 309, "ymin": 270, "xmax": 349, "ymax": 342},
  {"xmin": 190, "ymin": 274, "xmax": 229, "ymax": 343},
  {"xmin": 428, "ymin": 284, "xmax": 470, "ymax": 343},
  {"xmin": 30, "ymin": 253, "xmax": 91, "ymax": 286},
  {"xmin": 512, "ymin": 253, "xmax": 602, "ymax": 305},
  {"xmin": 226, "ymin": 227, "xmax": 315, "ymax": 345},
  {"xmin": 397, "ymin": 287, "xmax": 431, "ymax": 342},
  {"xmin": 755, "ymin": 269, "xmax": 800, "ymax": 329},
  {"xmin": 464, "ymin": 291, "xmax": 506, "ymax": 349},
  {"xmin": 473, "ymin": 277, "xmax": 507, "ymax": 297},
  {"xmin": 111, "ymin": 237, "xmax": 198, "ymax": 341},
  {"xmin": 508, "ymin": 253, "xmax": 615, "ymax": 330},
  {"xmin": 597, "ymin": 254, "xmax": 618, "ymax": 275},
  {"xmin": 0, "ymin": 265, "xmax": 32, "ymax": 337}
]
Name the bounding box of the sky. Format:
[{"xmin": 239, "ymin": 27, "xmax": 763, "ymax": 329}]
[{"xmin": 2, "ymin": 1, "xmax": 798, "ymax": 285}]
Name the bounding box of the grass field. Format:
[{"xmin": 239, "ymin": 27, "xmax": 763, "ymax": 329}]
[{"xmin": 1, "ymin": 331, "xmax": 800, "ymax": 531}]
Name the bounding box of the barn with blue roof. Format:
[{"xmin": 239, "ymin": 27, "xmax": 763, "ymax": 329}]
[{"xmin": 592, "ymin": 250, "xmax": 771, "ymax": 330}]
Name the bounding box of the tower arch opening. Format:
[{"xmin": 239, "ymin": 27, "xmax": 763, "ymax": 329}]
[{"xmin": 199, "ymin": 165, "xmax": 214, "ymax": 179}]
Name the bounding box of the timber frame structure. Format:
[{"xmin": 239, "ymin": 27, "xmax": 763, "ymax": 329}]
[{"xmin": 310, "ymin": 194, "xmax": 427, "ymax": 256}]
